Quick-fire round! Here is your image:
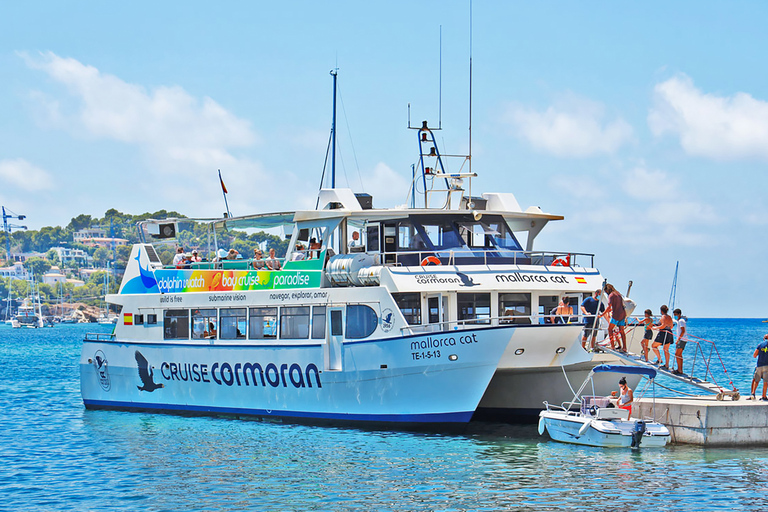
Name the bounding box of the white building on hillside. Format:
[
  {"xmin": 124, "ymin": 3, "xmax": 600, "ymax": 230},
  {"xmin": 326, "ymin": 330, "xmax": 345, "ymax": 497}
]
[
  {"xmin": 51, "ymin": 246, "xmax": 90, "ymax": 266},
  {"xmin": 0, "ymin": 262, "xmax": 31, "ymax": 281}
]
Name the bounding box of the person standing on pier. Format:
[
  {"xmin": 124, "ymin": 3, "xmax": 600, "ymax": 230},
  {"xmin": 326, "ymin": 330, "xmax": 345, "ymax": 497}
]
[
  {"xmin": 651, "ymin": 305, "xmax": 674, "ymax": 369},
  {"xmin": 747, "ymin": 334, "xmax": 768, "ymax": 401},
  {"xmin": 672, "ymin": 308, "xmax": 687, "ymax": 375}
]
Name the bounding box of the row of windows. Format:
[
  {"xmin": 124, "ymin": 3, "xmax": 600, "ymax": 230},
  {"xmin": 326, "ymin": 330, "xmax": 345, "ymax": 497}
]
[
  {"xmin": 159, "ymin": 305, "xmax": 379, "ymax": 341},
  {"xmin": 393, "ymin": 292, "xmax": 582, "ymax": 326}
]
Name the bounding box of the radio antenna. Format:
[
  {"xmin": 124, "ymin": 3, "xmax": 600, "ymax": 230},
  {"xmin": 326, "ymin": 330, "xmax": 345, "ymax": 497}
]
[
  {"xmin": 439, "ymin": 25, "xmax": 442, "ymax": 129},
  {"xmin": 468, "ymin": 0, "xmax": 473, "ymax": 176}
]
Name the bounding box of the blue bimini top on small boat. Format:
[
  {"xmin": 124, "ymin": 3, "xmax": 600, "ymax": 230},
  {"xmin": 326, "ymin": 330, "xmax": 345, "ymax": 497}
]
[{"xmin": 592, "ymin": 364, "xmax": 657, "ymax": 379}]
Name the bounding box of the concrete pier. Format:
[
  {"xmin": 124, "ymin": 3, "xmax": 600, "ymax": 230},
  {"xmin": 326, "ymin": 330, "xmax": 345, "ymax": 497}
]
[{"xmin": 634, "ymin": 397, "xmax": 768, "ymax": 446}]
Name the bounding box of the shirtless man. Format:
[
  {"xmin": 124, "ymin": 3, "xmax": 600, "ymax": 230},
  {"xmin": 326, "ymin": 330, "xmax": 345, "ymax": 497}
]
[
  {"xmin": 603, "ymin": 283, "xmax": 627, "ymax": 351},
  {"xmin": 651, "ymin": 305, "xmax": 674, "ymax": 369}
]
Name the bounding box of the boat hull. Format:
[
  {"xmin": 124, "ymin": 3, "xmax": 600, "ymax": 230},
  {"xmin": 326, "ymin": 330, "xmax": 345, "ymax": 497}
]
[
  {"xmin": 81, "ymin": 326, "xmax": 513, "ymax": 426},
  {"xmin": 476, "ymin": 353, "xmax": 641, "ymax": 422},
  {"xmin": 539, "ymin": 411, "xmax": 669, "ymax": 448}
]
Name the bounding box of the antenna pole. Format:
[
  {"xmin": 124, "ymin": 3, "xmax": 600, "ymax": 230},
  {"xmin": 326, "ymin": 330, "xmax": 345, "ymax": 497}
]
[
  {"xmin": 468, "ymin": 0, "xmax": 473, "ymax": 177},
  {"xmin": 330, "ymin": 69, "xmax": 338, "ymax": 189},
  {"xmin": 439, "ymin": 26, "xmax": 442, "ymax": 130}
]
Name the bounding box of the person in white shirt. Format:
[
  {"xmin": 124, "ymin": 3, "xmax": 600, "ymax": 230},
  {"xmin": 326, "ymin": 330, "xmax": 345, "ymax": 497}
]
[
  {"xmin": 348, "ymin": 231, "xmax": 361, "ymax": 249},
  {"xmin": 172, "ymin": 247, "xmax": 185, "ymax": 266},
  {"xmin": 673, "ymin": 308, "xmax": 687, "ymax": 375}
]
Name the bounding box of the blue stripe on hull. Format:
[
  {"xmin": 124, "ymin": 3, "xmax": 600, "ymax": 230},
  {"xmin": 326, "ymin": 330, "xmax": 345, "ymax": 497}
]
[{"xmin": 82, "ymin": 399, "xmax": 473, "ymax": 424}]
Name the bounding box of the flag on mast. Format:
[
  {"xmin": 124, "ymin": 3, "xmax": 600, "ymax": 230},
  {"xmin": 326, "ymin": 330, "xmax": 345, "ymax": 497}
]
[
  {"xmin": 218, "ymin": 169, "xmax": 232, "ymax": 218},
  {"xmin": 219, "ymin": 169, "xmax": 228, "ymax": 194}
]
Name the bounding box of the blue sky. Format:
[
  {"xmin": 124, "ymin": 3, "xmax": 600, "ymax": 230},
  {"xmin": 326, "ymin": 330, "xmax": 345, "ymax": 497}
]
[{"xmin": 1, "ymin": 1, "xmax": 767, "ymax": 318}]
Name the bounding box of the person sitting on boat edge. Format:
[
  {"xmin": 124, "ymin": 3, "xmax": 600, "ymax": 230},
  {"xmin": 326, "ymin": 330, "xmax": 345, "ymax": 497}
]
[
  {"xmin": 580, "ymin": 289, "xmax": 605, "ymax": 351},
  {"xmin": 555, "ymin": 296, "xmax": 571, "ymax": 324},
  {"xmin": 672, "ymin": 308, "xmax": 687, "ymax": 375},
  {"xmin": 611, "ymin": 377, "xmax": 633, "ymax": 416},
  {"xmin": 651, "ymin": 305, "xmax": 674, "ymax": 369},
  {"xmin": 266, "ymin": 247, "xmax": 282, "ymax": 270},
  {"xmin": 252, "ymin": 248, "xmax": 266, "ymax": 270},
  {"xmin": 746, "ymin": 333, "xmax": 768, "ymax": 401}
]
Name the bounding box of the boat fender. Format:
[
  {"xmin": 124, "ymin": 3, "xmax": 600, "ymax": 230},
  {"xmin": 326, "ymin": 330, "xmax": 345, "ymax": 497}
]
[
  {"xmin": 578, "ymin": 420, "xmax": 591, "ymax": 437},
  {"xmin": 420, "ymin": 256, "xmax": 441, "ymax": 266},
  {"xmin": 538, "ymin": 416, "xmax": 546, "ymax": 436},
  {"xmin": 552, "ymin": 258, "xmax": 568, "ymax": 267}
]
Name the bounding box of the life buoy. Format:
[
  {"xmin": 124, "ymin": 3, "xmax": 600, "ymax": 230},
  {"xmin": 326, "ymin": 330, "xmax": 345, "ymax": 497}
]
[
  {"xmin": 552, "ymin": 258, "xmax": 568, "ymax": 267},
  {"xmin": 420, "ymin": 256, "xmax": 441, "ymax": 266}
]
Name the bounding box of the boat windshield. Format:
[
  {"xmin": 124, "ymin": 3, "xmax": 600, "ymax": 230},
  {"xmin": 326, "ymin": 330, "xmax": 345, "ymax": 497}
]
[{"xmin": 409, "ymin": 214, "xmax": 522, "ymax": 252}]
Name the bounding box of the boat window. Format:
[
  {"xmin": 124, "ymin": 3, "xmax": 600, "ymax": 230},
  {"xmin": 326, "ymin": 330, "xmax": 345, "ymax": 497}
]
[
  {"xmin": 147, "ymin": 314, "xmax": 157, "ymax": 325},
  {"xmin": 420, "ymin": 221, "xmax": 462, "ymax": 249},
  {"xmin": 249, "ymin": 307, "xmax": 277, "ymax": 339},
  {"xmin": 486, "ymin": 220, "xmax": 523, "ymax": 251},
  {"xmin": 500, "ymin": 293, "xmax": 532, "ymax": 324},
  {"xmin": 135, "ymin": 314, "xmax": 144, "ymax": 325},
  {"xmin": 398, "ymin": 222, "xmax": 426, "ymax": 250},
  {"xmin": 346, "ymin": 304, "xmax": 378, "ymax": 339},
  {"xmin": 311, "ymin": 306, "xmax": 326, "ymax": 339},
  {"xmin": 393, "ymin": 292, "xmax": 421, "ymax": 325},
  {"xmin": 539, "ymin": 295, "xmax": 559, "ymax": 324},
  {"xmin": 280, "ymin": 306, "xmax": 310, "ymax": 339},
  {"xmin": 191, "ymin": 308, "xmax": 218, "ymax": 339},
  {"xmin": 163, "ymin": 309, "xmax": 189, "ymax": 340},
  {"xmin": 458, "ymin": 293, "xmax": 491, "ymax": 325},
  {"xmin": 366, "ymin": 225, "xmax": 380, "ymax": 252},
  {"xmin": 220, "ymin": 308, "xmax": 247, "ymax": 340},
  {"xmin": 330, "ymin": 309, "xmax": 343, "ymax": 336}
]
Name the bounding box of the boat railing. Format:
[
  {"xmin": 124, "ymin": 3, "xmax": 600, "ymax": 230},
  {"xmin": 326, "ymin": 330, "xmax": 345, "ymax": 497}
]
[
  {"xmin": 399, "ymin": 314, "xmax": 587, "ymax": 333},
  {"xmin": 84, "ymin": 332, "xmax": 116, "ymax": 342},
  {"xmin": 373, "ymin": 248, "xmax": 594, "ymax": 268}
]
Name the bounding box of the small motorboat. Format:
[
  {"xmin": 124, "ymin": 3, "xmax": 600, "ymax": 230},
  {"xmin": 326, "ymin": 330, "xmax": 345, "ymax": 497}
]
[{"xmin": 538, "ymin": 364, "xmax": 670, "ymax": 448}]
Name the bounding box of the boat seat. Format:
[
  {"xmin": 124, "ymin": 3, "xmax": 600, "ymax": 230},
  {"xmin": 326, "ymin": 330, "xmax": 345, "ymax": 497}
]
[{"xmin": 596, "ymin": 407, "xmax": 630, "ymax": 420}]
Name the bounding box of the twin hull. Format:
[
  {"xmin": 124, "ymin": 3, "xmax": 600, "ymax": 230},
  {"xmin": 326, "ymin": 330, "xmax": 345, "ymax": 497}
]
[{"xmin": 81, "ymin": 326, "xmax": 513, "ymax": 425}]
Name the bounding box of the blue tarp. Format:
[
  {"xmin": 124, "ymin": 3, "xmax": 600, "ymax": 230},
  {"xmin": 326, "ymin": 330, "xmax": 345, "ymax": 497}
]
[{"xmin": 592, "ymin": 364, "xmax": 657, "ymax": 379}]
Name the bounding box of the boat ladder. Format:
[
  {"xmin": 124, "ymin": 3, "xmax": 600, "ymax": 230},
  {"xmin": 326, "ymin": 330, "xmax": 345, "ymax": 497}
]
[{"xmin": 597, "ymin": 344, "xmax": 740, "ymax": 401}]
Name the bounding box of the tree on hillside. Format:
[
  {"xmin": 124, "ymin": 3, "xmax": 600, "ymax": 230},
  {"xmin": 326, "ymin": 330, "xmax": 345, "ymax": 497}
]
[
  {"xmin": 92, "ymin": 247, "xmax": 110, "ymax": 267},
  {"xmin": 67, "ymin": 214, "xmax": 93, "ymax": 232},
  {"xmin": 24, "ymin": 257, "xmax": 51, "ymax": 279}
]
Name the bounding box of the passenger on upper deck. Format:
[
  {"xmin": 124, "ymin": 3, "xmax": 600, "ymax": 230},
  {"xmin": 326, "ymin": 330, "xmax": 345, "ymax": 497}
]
[
  {"xmin": 190, "ymin": 250, "xmax": 202, "ymax": 263},
  {"xmin": 226, "ymin": 249, "xmax": 240, "ymax": 260},
  {"xmin": 348, "ymin": 231, "xmax": 362, "ymax": 250},
  {"xmin": 172, "ymin": 247, "xmax": 185, "ymax": 266},
  {"xmin": 252, "ymin": 249, "xmax": 266, "ymax": 269},
  {"xmin": 266, "ymin": 248, "xmax": 282, "ymax": 270},
  {"xmin": 291, "ymin": 243, "xmax": 306, "ymax": 261},
  {"xmin": 309, "ymin": 238, "xmax": 322, "ymax": 259}
]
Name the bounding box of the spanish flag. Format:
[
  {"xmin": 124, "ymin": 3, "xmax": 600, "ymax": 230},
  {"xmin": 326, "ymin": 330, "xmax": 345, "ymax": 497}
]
[
  {"xmin": 575, "ymin": 277, "xmax": 587, "ymax": 284},
  {"xmin": 124, "ymin": 313, "xmax": 133, "ymax": 325},
  {"xmin": 218, "ymin": 169, "xmax": 228, "ymax": 194}
]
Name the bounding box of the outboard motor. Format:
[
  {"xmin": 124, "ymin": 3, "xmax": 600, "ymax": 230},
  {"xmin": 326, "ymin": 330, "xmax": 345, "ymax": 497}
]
[{"xmin": 631, "ymin": 420, "xmax": 646, "ymax": 448}]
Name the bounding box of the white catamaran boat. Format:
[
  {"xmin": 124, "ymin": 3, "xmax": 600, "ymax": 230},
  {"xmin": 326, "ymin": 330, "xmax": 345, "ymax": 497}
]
[
  {"xmin": 81, "ymin": 74, "xmax": 625, "ymax": 425},
  {"xmin": 538, "ymin": 364, "xmax": 670, "ymax": 448}
]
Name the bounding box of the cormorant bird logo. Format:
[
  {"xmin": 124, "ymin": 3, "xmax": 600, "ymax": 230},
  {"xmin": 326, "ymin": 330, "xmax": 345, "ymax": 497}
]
[
  {"xmin": 456, "ymin": 272, "xmax": 478, "ymax": 287},
  {"xmin": 135, "ymin": 350, "xmax": 164, "ymax": 392},
  {"xmin": 380, "ymin": 308, "xmax": 394, "ymax": 332}
]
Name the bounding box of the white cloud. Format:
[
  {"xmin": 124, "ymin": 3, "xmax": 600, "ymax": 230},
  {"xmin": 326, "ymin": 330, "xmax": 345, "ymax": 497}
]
[
  {"xmin": 362, "ymin": 163, "xmax": 411, "ymax": 206},
  {"xmin": 504, "ymin": 94, "xmax": 634, "ymax": 157},
  {"xmin": 21, "ymin": 51, "xmax": 257, "ymax": 171},
  {"xmin": 0, "ymin": 158, "xmax": 54, "ymax": 191},
  {"xmin": 649, "ymin": 74, "xmax": 768, "ymax": 160},
  {"xmin": 621, "ymin": 165, "xmax": 677, "ymax": 200}
]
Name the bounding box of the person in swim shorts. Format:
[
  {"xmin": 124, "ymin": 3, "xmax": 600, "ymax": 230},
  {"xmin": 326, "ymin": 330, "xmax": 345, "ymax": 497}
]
[
  {"xmin": 636, "ymin": 309, "xmax": 654, "ymax": 362},
  {"xmin": 603, "ymin": 283, "xmax": 627, "ymax": 351},
  {"xmin": 747, "ymin": 334, "xmax": 768, "ymax": 401},
  {"xmin": 651, "ymin": 305, "xmax": 674, "ymax": 369}
]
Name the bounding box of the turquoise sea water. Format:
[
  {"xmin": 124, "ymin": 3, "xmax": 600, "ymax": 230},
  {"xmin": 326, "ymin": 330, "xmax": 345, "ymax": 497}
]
[{"xmin": 1, "ymin": 319, "xmax": 767, "ymax": 511}]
